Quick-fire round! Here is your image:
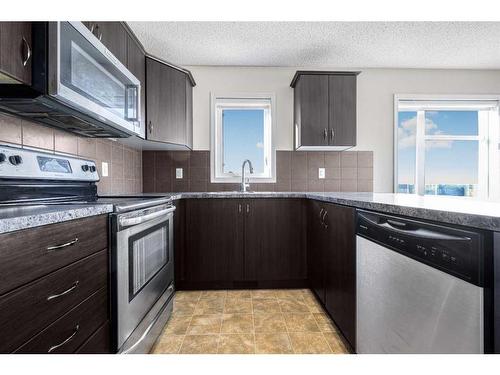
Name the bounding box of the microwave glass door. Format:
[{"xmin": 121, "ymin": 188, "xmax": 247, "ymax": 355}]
[
  {"xmin": 58, "ymin": 22, "xmax": 139, "ymax": 127},
  {"xmin": 128, "ymin": 222, "xmax": 170, "ymax": 301}
]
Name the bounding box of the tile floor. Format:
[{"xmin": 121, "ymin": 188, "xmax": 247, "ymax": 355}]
[{"xmin": 151, "ymin": 289, "xmax": 349, "ymax": 354}]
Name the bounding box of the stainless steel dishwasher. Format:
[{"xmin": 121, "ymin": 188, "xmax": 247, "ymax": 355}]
[{"xmin": 356, "ymin": 210, "xmax": 492, "ymax": 354}]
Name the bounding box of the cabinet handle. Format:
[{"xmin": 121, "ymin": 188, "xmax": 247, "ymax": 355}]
[
  {"xmin": 90, "ymin": 23, "xmax": 96, "ymax": 34},
  {"xmin": 322, "ymin": 210, "xmax": 328, "ymax": 229},
  {"xmin": 319, "ymin": 208, "xmax": 324, "ymax": 223},
  {"xmin": 47, "ymin": 324, "xmax": 79, "ymax": 353},
  {"xmin": 46, "ymin": 237, "xmax": 79, "ymax": 252},
  {"xmin": 330, "ymin": 129, "xmax": 335, "ymax": 142},
  {"xmin": 246, "ymin": 204, "xmax": 250, "ymax": 213},
  {"xmin": 98, "ymin": 31, "xmax": 103, "ymax": 41},
  {"xmin": 323, "ymin": 128, "xmax": 328, "ymax": 140},
  {"xmin": 238, "ymin": 204, "xmax": 242, "ymax": 213},
  {"xmin": 21, "ymin": 37, "xmax": 31, "ymax": 67},
  {"xmin": 46, "ymin": 281, "xmax": 79, "ymax": 301},
  {"xmin": 148, "ymin": 121, "xmax": 153, "ymax": 133}
]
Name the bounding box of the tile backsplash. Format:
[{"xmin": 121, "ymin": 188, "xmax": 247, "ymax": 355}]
[
  {"xmin": 0, "ymin": 113, "xmax": 142, "ymax": 195},
  {"xmin": 143, "ymin": 150, "xmax": 373, "ymax": 193}
]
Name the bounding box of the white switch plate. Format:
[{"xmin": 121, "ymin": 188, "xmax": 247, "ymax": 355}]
[
  {"xmin": 101, "ymin": 162, "xmax": 109, "ymax": 177},
  {"xmin": 318, "ymin": 167, "xmax": 325, "ymax": 179},
  {"xmin": 176, "ymin": 168, "xmax": 183, "ymax": 179}
]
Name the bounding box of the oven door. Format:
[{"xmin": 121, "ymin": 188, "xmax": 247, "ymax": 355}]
[
  {"xmin": 50, "ymin": 22, "xmax": 141, "ymax": 136},
  {"xmin": 115, "ymin": 206, "xmax": 174, "ymax": 350}
]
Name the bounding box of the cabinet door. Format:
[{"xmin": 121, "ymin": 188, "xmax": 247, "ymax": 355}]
[
  {"xmin": 0, "ymin": 22, "xmax": 32, "ymax": 84},
  {"xmin": 307, "ymin": 200, "xmax": 326, "ymax": 303},
  {"xmin": 83, "ymin": 22, "xmax": 127, "ymax": 65},
  {"xmin": 127, "ymin": 35, "xmax": 146, "ymax": 137},
  {"xmin": 185, "ymin": 77, "xmax": 193, "ymax": 149},
  {"xmin": 296, "ymin": 75, "xmax": 329, "ymax": 147},
  {"xmin": 328, "ymin": 75, "xmax": 357, "ymax": 146},
  {"xmin": 146, "ymin": 58, "xmax": 187, "ymax": 145},
  {"xmin": 324, "ymin": 203, "xmax": 356, "ymax": 349},
  {"xmin": 244, "ymin": 199, "xmax": 306, "ymax": 282},
  {"xmin": 184, "ymin": 199, "xmax": 244, "ymax": 285}
]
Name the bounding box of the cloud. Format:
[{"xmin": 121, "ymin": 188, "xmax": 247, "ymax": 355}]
[
  {"xmin": 398, "ymin": 115, "xmax": 452, "ymax": 150},
  {"xmin": 256, "ymin": 142, "xmax": 264, "ymax": 149}
]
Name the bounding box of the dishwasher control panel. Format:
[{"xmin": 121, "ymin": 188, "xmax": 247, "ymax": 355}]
[{"xmin": 356, "ymin": 210, "xmax": 484, "ymax": 286}]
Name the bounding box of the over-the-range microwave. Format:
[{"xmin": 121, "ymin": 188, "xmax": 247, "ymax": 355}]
[{"xmin": 0, "ymin": 22, "xmax": 142, "ymax": 138}]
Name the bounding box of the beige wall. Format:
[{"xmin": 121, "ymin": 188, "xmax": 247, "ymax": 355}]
[
  {"xmin": 0, "ymin": 113, "xmax": 142, "ymax": 195},
  {"xmin": 188, "ymin": 66, "xmax": 500, "ymax": 193}
]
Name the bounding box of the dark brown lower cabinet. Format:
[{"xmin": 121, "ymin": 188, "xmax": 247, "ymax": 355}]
[
  {"xmin": 182, "ymin": 199, "xmax": 244, "ymax": 287},
  {"xmin": 323, "ymin": 203, "xmax": 356, "ymax": 350},
  {"xmin": 178, "ymin": 198, "xmax": 307, "ymax": 289},
  {"xmin": 244, "ymin": 199, "xmax": 306, "ymax": 283},
  {"xmin": 307, "ymin": 200, "xmax": 327, "ymax": 304},
  {"xmin": 307, "ymin": 201, "xmax": 356, "ymax": 351}
]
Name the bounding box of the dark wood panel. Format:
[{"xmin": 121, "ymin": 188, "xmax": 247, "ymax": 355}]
[
  {"xmin": 0, "ymin": 22, "xmax": 32, "ymax": 84},
  {"xmin": 244, "ymin": 199, "xmax": 306, "ymax": 282},
  {"xmin": 296, "ymin": 75, "xmax": 329, "ymax": 147},
  {"xmin": 307, "ymin": 200, "xmax": 326, "ymax": 304},
  {"xmin": 324, "ymin": 203, "xmax": 356, "ymax": 349},
  {"xmin": 146, "ymin": 58, "xmax": 188, "ymax": 145},
  {"xmin": 0, "ymin": 215, "xmax": 108, "ymax": 296},
  {"xmin": 329, "ymin": 75, "xmax": 357, "ymax": 146},
  {"xmin": 75, "ymin": 321, "xmax": 111, "ymax": 354},
  {"xmin": 174, "ymin": 199, "xmax": 186, "ymax": 285},
  {"xmin": 15, "ymin": 287, "xmax": 108, "ymax": 353},
  {"xmin": 185, "ymin": 77, "xmax": 193, "ymax": 149},
  {"xmin": 184, "ymin": 199, "xmax": 244, "ymax": 283},
  {"xmin": 127, "ymin": 35, "xmax": 146, "ymax": 133},
  {"xmin": 0, "ymin": 250, "xmax": 108, "ymax": 353},
  {"xmin": 84, "ymin": 22, "xmax": 127, "ymax": 65}
]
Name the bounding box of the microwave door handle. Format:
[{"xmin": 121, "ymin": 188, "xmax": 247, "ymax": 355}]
[
  {"xmin": 119, "ymin": 207, "xmax": 175, "ymax": 228},
  {"xmin": 125, "ymin": 85, "xmax": 139, "ymax": 121}
]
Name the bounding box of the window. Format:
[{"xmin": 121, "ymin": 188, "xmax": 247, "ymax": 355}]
[
  {"xmin": 395, "ymin": 95, "xmax": 500, "ymax": 199},
  {"xmin": 211, "ymin": 94, "xmax": 276, "ymax": 182}
]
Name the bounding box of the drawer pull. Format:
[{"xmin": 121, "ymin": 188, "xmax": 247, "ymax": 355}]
[
  {"xmin": 46, "ymin": 238, "xmax": 79, "ymax": 252},
  {"xmin": 47, "ymin": 281, "xmax": 79, "ymax": 301},
  {"xmin": 47, "ymin": 324, "xmax": 79, "ymax": 353}
]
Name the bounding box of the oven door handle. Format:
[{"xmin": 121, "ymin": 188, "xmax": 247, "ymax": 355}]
[{"xmin": 119, "ymin": 207, "xmax": 175, "ymax": 228}]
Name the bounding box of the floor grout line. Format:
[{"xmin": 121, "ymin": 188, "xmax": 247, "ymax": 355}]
[{"xmin": 161, "ymin": 289, "xmax": 343, "ymax": 354}]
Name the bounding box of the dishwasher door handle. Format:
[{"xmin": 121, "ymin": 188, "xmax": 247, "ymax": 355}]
[{"xmin": 358, "ymin": 212, "xmax": 471, "ymax": 241}]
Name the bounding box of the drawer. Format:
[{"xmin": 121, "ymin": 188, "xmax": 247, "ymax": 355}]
[
  {"xmin": 14, "ymin": 287, "xmax": 108, "ymax": 354},
  {"xmin": 0, "ymin": 214, "xmax": 108, "ymax": 295},
  {"xmin": 75, "ymin": 321, "xmax": 111, "ymax": 354},
  {"xmin": 0, "ymin": 249, "xmax": 108, "ymax": 353}
]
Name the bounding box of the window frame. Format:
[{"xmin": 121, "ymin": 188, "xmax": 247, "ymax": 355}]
[
  {"xmin": 210, "ymin": 92, "xmax": 276, "ymax": 183},
  {"xmin": 394, "ymin": 94, "xmax": 500, "ymax": 199}
]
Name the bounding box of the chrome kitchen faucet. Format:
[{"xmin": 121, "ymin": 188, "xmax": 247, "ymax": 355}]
[{"xmin": 240, "ymin": 159, "xmax": 254, "ymax": 192}]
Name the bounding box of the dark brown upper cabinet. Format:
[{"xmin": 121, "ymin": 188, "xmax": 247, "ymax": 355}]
[
  {"xmin": 291, "ymin": 71, "xmax": 360, "ymax": 151},
  {"xmin": 126, "ymin": 32, "xmax": 146, "ymax": 137},
  {"xmin": 146, "ymin": 56, "xmax": 195, "ymax": 148},
  {"xmin": 82, "ymin": 22, "xmax": 127, "ymax": 65},
  {"xmin": 0, "ymin": 22, "xmax": 32, "ymax": 85}
]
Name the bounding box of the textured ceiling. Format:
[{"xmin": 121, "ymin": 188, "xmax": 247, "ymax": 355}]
[{"xmin": 127, "ymin": 22, "xmax": 500, "ymax": 69}]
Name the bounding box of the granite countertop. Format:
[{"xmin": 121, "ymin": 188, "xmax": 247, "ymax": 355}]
[
  {"xmin": 157, "ymin": 191, "xmax": 500, "ymax": 232},
  {"xmin": 0, "ymin": 203, "xmax": 114, "ymax": 234},
  {"xmin": 4, "ymin": 191, "xmax": 500, "ymax": 235}
]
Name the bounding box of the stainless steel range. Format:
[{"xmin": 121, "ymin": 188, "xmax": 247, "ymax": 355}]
[
  {"xmin": 0, "ymin": 144, "xmax": 175, "ymax": 354},
  {"xmin": 109, "ymin": 198, "xmax": 175, "ymax": 354}
]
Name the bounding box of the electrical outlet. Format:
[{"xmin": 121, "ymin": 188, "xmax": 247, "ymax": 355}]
[
  {"xmin": 176, "ymin": 168, "xmax": 183, "ymax": 179},
  {"xmin": 318, "ymin": 167, "xmax": 325, "ymax": 179},
  {"xmin": 101, "ymin": 162, "xmax": 109, "ymax": 177}
]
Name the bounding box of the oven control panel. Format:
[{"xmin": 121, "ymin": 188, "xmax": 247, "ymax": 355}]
[{"xmin": 0, "ymin": 144, "xmax": 99, "ymax": 181}]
